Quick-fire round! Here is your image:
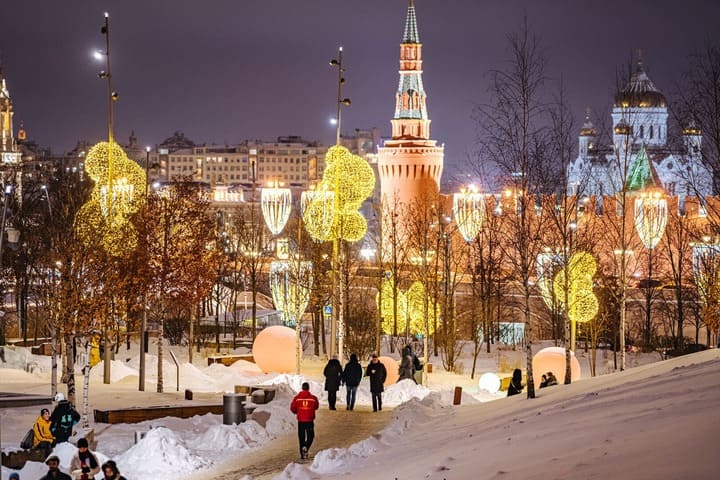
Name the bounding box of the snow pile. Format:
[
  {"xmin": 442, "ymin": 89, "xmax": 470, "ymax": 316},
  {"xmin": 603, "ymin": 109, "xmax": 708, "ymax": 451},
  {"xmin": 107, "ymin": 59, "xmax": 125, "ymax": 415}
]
[
  {"xmin": 187, "ymin": 421, "xmax": 270, "ymax": 450},
  {"xmin": 117, "ymin": 427, "xmax": 209, "ymax": 479},
  {"xmin": 89, "ymin": 360, "xmax": 138, "ymax": 382},
  {"xmin": 382, "ymin": 378, "xmax": 431, "ymax": 406}
]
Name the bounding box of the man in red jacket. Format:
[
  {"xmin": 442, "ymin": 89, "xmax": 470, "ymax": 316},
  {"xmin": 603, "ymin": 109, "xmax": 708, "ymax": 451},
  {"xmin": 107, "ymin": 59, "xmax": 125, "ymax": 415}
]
[{"xmin": 290, "ymin": 382, "xmax": 319, "ymax": 459}]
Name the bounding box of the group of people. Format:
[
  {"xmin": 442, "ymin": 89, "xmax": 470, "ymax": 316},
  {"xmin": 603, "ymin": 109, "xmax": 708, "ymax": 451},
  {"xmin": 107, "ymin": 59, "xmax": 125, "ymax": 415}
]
[
  {"xmin": 506, "ymin": 368, "xmax": 560, "ymax": 397},
  {"xmin": 20, "ymin": 393, "xmax": 126, "ymax": 480},
  {"xmin": 322, "ymin": 352, "xmax": 390, "ymax": 412}
]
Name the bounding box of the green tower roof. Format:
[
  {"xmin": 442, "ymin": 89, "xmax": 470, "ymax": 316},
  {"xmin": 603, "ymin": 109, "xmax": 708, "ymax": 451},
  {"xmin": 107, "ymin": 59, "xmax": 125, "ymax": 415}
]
[{"xmin": 625, "ymin": 144, "xmax": 661, "ymax": 191}]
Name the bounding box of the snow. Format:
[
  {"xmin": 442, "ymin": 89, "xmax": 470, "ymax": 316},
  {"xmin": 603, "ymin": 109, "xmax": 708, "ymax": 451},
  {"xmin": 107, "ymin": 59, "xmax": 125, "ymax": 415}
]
[{"xmin": 2, "ymin": 342, "xmax": 718, "ymax": 480}]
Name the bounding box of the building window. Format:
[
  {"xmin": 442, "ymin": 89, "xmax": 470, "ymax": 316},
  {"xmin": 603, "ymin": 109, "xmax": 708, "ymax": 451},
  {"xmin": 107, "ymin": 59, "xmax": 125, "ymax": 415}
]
[{"xmin": 649, "ymin": 125, "xmax": 654, "ymax": 139}]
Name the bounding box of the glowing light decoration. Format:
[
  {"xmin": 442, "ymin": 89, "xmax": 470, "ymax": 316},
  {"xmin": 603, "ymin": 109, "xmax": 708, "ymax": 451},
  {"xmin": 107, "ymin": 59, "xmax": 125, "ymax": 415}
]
[
  {"xmin": 692, "ymin": 243, "xmax": 720, "ymax": 328},
  {"xmin": 478, "ymin": 372, "xmax": 501, "ymax": 393},
  {"xmin": 553, "ymin": 252, "xmax": 599, "ymax": 325},
  {"xmin": 252, "ymin": 325, "xmax": 298, "ymax": 373},
  {"xmin": 269, "ymin": 260, "xmax": 314, "ymax": 327},
  {"xmin": 261, "ymin": 184, "xmax": 292, "ymax": 235},
  {"xmin": 376, "ymin": 279, "xmax": 437, "ymax": 336},
  {"xmin": 532, "ymin": 347, "xmax": 581, "ymax": 388},
  {"xmin": 634, "ymin": 188, "xmax": 668, "ymax": 249},
  {"xmin": 301, "ymin": 190, "xmax": 335, "ymax": 241},
  {"xmin": 75, "ymin": 141, "xmax": 146, "ymax": 255},
  {"xmin": 537, "ymin": 252, "xmax": 562, "ymax": 310},
  {"xmin": 453, "ymin": 186, "xmax": 485, "ymax": 242},
  {"xmin": 303, "ymin": 145, "xmax": 375, "ymax": 242}
]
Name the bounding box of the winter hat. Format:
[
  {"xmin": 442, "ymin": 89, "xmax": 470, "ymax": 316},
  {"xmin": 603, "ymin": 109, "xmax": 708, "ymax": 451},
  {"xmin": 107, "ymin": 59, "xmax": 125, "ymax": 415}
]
[
  {"xmin": 301, "ymin": 382, "xmax": 310, "ymax": 391},
  {"xmin": 41, "ymin": 408, "xmax": 50, "ymax": 415},
  {"xmin": 54, "ymin": 392, "xmax": 65, "ymax": 402},
  {"xmin": 77, "ymin": 438, "xmax": 89, "ymax": 448},
  {"xmin": 45, "ymin": 455, "xmax": 61, "ymax": 465},
  {"xmin": 9, "ymin": 473, "xmax": 20, "ymax": 480}
]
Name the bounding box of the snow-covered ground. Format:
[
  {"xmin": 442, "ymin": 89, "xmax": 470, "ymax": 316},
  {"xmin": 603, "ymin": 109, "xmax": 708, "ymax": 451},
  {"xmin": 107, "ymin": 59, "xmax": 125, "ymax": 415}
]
[{"xmin": 1, "ymin": 341, "xmax": 715, "ymax": 479}]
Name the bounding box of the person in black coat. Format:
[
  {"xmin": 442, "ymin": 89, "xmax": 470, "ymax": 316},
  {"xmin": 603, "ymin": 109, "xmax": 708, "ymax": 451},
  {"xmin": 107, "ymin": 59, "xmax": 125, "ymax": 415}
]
[
  {"xmin": 342, "ymin": 353, "xmax": 363, "ymax": 410},
  {"xmin": 39, "ymin": 455, "xmax": 72, "ymax": 480},
  {"xmin": 365, "ymin": 354, "xmax": 387, "ymax": 412},
  {"xmin": 49, "ymin": 393, "xmax": 80, "ymax": 444},
  {"xmin": 323, "ymin": 355, "xmax": 343, "ymax": 410},
  {"xmin": 507, "ymin": 368, "xmax": 524, "ymax": 397}
]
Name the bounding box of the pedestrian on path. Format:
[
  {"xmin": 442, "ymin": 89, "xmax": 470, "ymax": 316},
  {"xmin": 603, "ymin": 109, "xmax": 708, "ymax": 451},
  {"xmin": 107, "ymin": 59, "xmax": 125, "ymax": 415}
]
[
  {"xmin": 365, "ymin": 354, "xmax": 387, "ymax": 412},
  {"xmin": 323, "ymin": 355, "xmax": 343, "ymax": 410},
  {"xmin": 398, "ymin": 346, "xmax": 415, "ymax": 383},
  {"xmin": 290, "ymin": 382, "xmax": 319, "ymax": 459},
  {"xmin": 342, "ymin": 353, "xmax": 363, "ymax": 410}
]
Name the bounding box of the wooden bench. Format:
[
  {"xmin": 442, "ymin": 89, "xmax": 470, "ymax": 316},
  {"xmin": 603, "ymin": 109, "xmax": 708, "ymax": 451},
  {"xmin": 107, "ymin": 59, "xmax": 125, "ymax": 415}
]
[
  {"xmin": 94, "ymin": 404, "xmax": 224, "ymax": 424},
  {"xmin": 207, "ymin": 353, "xmax": 255, "ymax": 366}
]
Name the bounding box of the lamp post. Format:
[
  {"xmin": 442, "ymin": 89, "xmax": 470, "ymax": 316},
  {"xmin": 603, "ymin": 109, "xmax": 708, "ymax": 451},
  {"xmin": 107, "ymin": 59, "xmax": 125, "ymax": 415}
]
[
  {"xmin": 329, "ymin": 47, "xmax": 351, "ymax": 145},
  {"xmin": 139, "ymin": 145, "xmax": 150, "ymax": 392}
]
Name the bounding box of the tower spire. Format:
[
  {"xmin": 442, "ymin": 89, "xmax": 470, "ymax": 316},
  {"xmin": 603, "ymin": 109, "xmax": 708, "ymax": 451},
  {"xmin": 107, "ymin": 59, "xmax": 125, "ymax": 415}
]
[{"xmin": 403, "ymin": 0, "xmax": 419, "ymax": 44}]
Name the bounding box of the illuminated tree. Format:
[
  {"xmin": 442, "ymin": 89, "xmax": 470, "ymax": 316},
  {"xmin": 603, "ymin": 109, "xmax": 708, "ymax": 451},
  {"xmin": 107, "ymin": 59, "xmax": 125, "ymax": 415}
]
[{"xmin": 553, "ymin": 252, "xmax": 600, "ymax": 350}]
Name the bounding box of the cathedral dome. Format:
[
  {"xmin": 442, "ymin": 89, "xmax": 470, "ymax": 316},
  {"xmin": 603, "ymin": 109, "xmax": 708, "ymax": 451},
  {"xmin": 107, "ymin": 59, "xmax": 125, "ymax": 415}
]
[{"xmin": 614, "ymin": 59, "xmax": 666, "ymax": 109}]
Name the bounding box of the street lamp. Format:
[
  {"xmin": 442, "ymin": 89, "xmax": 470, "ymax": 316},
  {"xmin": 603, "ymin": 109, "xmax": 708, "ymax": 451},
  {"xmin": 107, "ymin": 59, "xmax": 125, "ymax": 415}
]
[{"xmin": 329, "ymin": 47, "xmax": 351, "ymax": 145}]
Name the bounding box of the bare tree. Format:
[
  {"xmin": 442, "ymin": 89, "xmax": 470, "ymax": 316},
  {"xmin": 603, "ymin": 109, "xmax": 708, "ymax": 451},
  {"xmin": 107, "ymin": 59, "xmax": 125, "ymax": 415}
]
[{"xmin": 474, "ymin": 20, "xmax": 550, "ymax": 398}]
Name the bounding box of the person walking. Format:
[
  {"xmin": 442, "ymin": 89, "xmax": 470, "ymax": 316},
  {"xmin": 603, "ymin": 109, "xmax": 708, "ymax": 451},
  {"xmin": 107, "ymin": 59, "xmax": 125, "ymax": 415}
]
[
  {"xmin": 49, "ymin": 393, "xmax": 80, "ymax": 444},
  {"xmin": 290, "ymin": 382, "xmax": 319, "ymax": 459},
  {"xmin": 101, "ymin": 460, "xmax": 127, "ymax": 480},
  {"xmin": 32, "ymin": 408, "xmax": 55, "ymax": 458},
  {"xmin": 323, "ymin": 355, "xmax": 343, "ymax": 410},
  {"xmin": 398, "ymin": 346, "xmax": 415, "ymax": 383},
  {"xmin": 70, "ymin": 437, "xmax": 100, "ymax": 480},
  {"xmin": 507, "ymin": 368, "xmax": 524, "ymax": 397},
  {"xmin": 365, "ymin": 354, "xmax": 387, "ymax": 412},
  {"xmin": 39, "ymin": 455, "xmax": 72, "ymax": 480},
  {"xmin": 342, "ymin": 353, "xmax": 363, "ymax": 410}
]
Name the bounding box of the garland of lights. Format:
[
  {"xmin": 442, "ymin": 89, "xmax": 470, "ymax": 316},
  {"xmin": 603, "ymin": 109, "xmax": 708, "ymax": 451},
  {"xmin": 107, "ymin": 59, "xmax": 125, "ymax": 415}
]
[
  {"xmin": 376, "ymin": 279, "xmax": 436, "ymax": 336},
  {"xmin": 303, "ymin": 145, "xmax": 375, "ymax": 242},
  {"xmin": 553, "ymin": 251, "xmax": 599, "ymax": 324},
  {"xmin": 537, "ymin": 252, "xmax": 562, "ymax": 310},
  {"xmin": 269, "ymin": 260, "xmax": 313, "ymax": 327},
  {"xmin": 453, "ymin": 186, "xmax": 485, "ymax": 242},
  {"xmin": 75, "ymin": 141, "xmax": 146, "ymax": 255},
  {"xmin": 261, "ymin": 184, "xmax": 292, "ymax": 235},
  {"xmin": 633, "ymin": 188, "xmax": 668, "ymax": 249}
]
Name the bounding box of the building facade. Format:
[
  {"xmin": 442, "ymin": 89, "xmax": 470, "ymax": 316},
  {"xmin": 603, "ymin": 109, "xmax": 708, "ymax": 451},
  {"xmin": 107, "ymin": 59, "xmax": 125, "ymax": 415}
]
[{"xmin": 567, "ymin": 57, "xmax": 712, "ymax": 201}]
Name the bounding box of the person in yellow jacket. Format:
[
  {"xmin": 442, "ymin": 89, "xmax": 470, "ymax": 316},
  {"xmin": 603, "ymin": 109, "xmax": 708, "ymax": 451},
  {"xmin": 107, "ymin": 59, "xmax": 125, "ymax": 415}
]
[{"xmin": 32, "ymin": 408, "xmax": 55, "ymax": 458}]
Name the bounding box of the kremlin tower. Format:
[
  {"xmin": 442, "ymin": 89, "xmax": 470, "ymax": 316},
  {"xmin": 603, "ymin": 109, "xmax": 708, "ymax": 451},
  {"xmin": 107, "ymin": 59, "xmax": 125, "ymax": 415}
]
[{"xmin": 378, "ymin": 0, "xmax": 444, "ymax": 219}]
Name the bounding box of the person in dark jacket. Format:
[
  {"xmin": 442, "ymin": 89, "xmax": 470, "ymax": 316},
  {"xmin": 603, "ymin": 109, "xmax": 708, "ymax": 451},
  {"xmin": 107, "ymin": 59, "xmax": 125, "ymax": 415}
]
[
  {"xmin": 365, "ymin": 354, "xmax": 387, "ymax": 412},
  {"xmin": 290, "ymin": 382, "xmax": 319, "ymax": 459},
  {"xmin": 398, "ymin": 346, "xmax": 415, "ymax": 383},
  {"xmin": 49, "ymin": 393, "xmax": 80, "ymax": 444},
  {"xmin": 342, "ymin": 353, "xmax": 363, "ymax": 410},
  {"xmin": 507, "ymin": 368, "xmax": 524, "ymax": 397},
  {"xmin": 39, "ymin": 455, "xmax": 72, "ymax": 480},
  {"xmin": 101, "ymin": 460, "xmax": 127, "ymax": 480},
  {"xmin": 323, "ymin": 355, "xmax": 343, "ymax": 410}
]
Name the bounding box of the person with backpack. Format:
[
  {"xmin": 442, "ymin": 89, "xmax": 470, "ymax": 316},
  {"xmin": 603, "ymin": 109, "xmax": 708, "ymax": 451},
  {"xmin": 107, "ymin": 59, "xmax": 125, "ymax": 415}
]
[
  {"xmin": 398, "ymin": 346, "xmax": 415, "ymax": 382},
  {"xmin": 32, "ymin": 408, "xmax": 55, "ymax": 458},
  {"xmin": 342, "ymin": 353, "xmax": 363, "ymax": 410},
  {"xmin": 49, "ymin": 393, "xmax": 80, "ymax": 444}
]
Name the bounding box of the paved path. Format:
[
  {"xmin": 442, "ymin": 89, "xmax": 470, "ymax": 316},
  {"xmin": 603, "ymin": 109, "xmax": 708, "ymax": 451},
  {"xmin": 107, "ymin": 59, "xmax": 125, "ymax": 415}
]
[{"xmin": 197, "ymin": 406, "xmax": 392, "ymax": 480}]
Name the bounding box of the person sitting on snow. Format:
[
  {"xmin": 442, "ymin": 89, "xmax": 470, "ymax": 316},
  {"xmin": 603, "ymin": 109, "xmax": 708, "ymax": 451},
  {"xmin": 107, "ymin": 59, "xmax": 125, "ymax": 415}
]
[
  {"xmin": 32, "ymin": 408, "xmax": 55, "ymax": 458},
  {"xmin": 545, "ymin": 371, "xmax": 559, "ymax": 387}
]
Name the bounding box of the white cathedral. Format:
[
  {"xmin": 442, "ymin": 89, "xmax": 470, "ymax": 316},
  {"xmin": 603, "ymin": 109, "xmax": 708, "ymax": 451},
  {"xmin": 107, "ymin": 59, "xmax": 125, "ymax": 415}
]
[{"xmin": 567, "ymin": 57, "xmax": 712, "ymax": 201}]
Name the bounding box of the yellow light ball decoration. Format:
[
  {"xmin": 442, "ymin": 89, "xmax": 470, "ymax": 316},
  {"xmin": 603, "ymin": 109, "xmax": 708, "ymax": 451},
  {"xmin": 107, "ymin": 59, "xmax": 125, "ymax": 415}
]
[
  {"xmin": 303, "ymin": 145, "xmax": 375, "ymax": 243},
  {"xmin": 75, "ymin": 141, "xmax": 147, "ymax": 256},
  {"xmin": 553, "ymin": 251, "xmax": 599, "ymax": 324},
  {"xmin": 376, "ymin": 280, "xmax": 436, "ymax": 336}
]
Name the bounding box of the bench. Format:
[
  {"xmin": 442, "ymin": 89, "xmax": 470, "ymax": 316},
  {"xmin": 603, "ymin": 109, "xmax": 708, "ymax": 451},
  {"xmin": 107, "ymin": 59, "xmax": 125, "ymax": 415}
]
[
  {"xmin": 94, "ymin": 404, "xmax": 224, "ymax": 424},
  {"xmin": 207, "ymin": 353, "xmax": 255, "ymax": 366}
]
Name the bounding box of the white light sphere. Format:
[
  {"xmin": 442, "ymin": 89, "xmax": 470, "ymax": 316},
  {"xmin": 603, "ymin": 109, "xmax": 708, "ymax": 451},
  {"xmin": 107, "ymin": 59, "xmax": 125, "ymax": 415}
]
[
  {"xmin": 532, "ymin": 347, "xmax": 581, "ymax": 388},
  {"xmin": 478, "ymin": 372, "xmax": 501, "ymax": 393},
  {"xmin": 252, "ymin": 325, "xmax": 298, "ymax": 373},
  {"xmin": 377, "ymin": 356, "xmax": 399, "ymax": 386}
]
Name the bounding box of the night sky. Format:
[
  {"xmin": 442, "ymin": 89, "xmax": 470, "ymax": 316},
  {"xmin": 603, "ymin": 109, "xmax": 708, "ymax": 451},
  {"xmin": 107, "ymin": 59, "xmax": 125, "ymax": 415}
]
[{"xmin": 1, "ymin": 0, "xmax": 718, "ymax": 180}]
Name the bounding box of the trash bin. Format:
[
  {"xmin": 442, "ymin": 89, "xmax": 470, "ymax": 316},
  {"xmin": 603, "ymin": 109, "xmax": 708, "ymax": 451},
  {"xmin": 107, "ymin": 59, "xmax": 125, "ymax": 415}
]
[{"xmin": 223, "ymin": 393, "xmax": 247, "ymax": 425}]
